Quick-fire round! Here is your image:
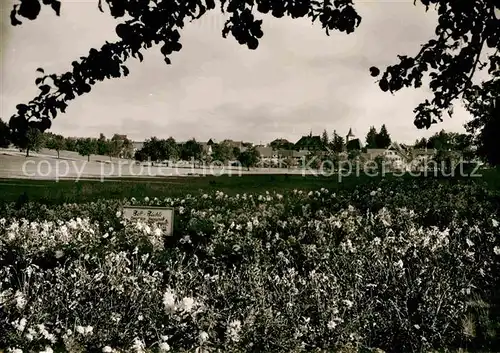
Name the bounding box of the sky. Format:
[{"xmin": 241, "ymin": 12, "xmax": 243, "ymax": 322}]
[{"xmin": 1, "ymin": 0, "xmax": 473, "ymax": 145}]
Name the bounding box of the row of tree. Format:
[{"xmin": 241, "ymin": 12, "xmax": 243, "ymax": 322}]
[
  {"xmin": 365, "ymin": 125, "xmax": 392, "ymax": 149},
  {"xmin": 1, "ymin": 116, "xmax": 478, "ymax": 168},
  {"xmin": 0, "ymin": 118, "xmax": 133, "ymax": 161},
  {"xmin": 134, "ymin": 137, "xmax": 261, "ymax": 169}
]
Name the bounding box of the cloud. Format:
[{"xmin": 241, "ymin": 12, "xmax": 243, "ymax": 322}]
[{"xmin": 1, "ymin": 0, "xmax": 470, "ymax": 145}]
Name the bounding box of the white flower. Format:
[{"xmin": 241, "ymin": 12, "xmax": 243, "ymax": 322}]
[
  {"xmin": 327, "ymin": 320, "xmax": 337, "ymax": 330},
  {"xmin": 163, "ymin": 290, "xmax": 176, "ymax": 312},
  {"xmin": 394, "ymin": 259, "xmax": 404, "ymax": 269},
  {"xmin": 76, "ymin": 326, "xmax": 85, "ymax": 335},
  {"xmin": 159, "ymin": 342, "xmax": 170, "ymax": 352},
  {"xmin": 14, "ymin": 291, "xmax": 26, "ymax": 310},
  {"xmin": 199, "ymin": 331, "xmax": 209, "ymax": 343},
  {"xmin": 102, "ymin": 347, "xmax": 113, "ymax": 353},
  {"xmin": 8, "ymin": 349, "xmax": 23, "ymax": 353},
  {"xmin": 227, "ymin": 320, "xmax": 242, "ymax": 342},
  {"xmin": 144, "ymin": 197, "xmax": 150, "ymax": 203},
  {"xmin": 12, "ymin": 318, "xmax": 27, "ymax": 332},
  {"xmin": 84, "ymin": 326, "xmax": 93, "ymax": 335},
  {"xmin": 492, "ymin": 219, "xmax": 499, "ymax": 228},
  {"xmin": 132, "ymin": 337, "xmax": 145, "ymax": 352},
  {"xmin": 494, "ymin": 246, "xmax": 500, "ymax": 255},
  {"xmin": 138, "ymin": 315, "xmax": 144, "ymax": 321},
  {"xmin": 116, "ymin": 211, "xmax": 122, "ymax": 218},
  {"xmin": 55, "ymin": 250, "xmax": 64, "ymax": 259},
  {"xmin": 181, "ymin": 297, "xmax": 195, "ymax": 312},
  {"xmin": 370, "ymin": 190, "xmax": 376, "ymax": 196},
  {"xmin": 342, "ymin": 299, "xmax": 354, "ymax": 308},
  {"xmin": 466, "ymin": 238, "xmax": 474, "ymax": 247},
  {"xmin": 40, "ymin": 347, "xmax": 53, "ymax": 353}
]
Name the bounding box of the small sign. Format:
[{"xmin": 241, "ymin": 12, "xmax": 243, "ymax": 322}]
[{"xmin": 123, "ymin": 206, "xmax": 174, "ymax": 236}]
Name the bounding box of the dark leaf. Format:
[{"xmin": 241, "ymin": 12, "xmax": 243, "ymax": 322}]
[
  {"xmin": 39, "ymin": 85, "xmax": 51, "ymax": 95},
  {"xmin": 10, "ymin": 6, "xmax": 23, "ymax": 26},
  {"xmin": 16, "ymin": 104, "xmax": 29, "ymax": 114},
  {"xmin": 379, "ymin": 78, "xmax": 389, "ymax": 92},
  {"xmin": 206, "ymin": 0, "xmax": 216, "ymax": 10},
  {"xmin": 35, "ymin": 77, "xmax": 43, "ymax": 85},
  {"xmin": 36, "ymin": 68, "xmax": 44, "ymax": 74},
  {"xmin": 369, "ymin": 66, "xmax": 380, "ymax": 77},
  {"xmin": 18, "ymin": 0, "xmax": 42, "ymax": 20},
  {"xmin": 51, "ymin": 0, "xmax": 61, "ymax": 16},
  {"xmin": 50, "ymin": 107, "xmax": 57, "ymax": 119},
  {"xmin": 247, "ymin": 37, "xmax": 259, "ymax": 50}
]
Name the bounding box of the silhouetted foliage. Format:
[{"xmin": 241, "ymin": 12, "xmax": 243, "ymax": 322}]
[
  {"xmin": 64, "ymin": 137, "xmax": 78, "ymax": 152},
  {"xmin": 97, "ymin": 133, "xmax": 110, "ymax": 156},
  {"xmin": 77, "ymin": 137, "xmax": 97, "ymax": 162},
  {"xmin": 0, "ymin": 118, "xmax": 11, "ymax": 148},
  {"xmin": 139, "ymin": 137, "xmax": 162, "ymax": 162},
  {"xmin": 134, "ymin": 148, "xmax": 148, "ymax": 162},
  {"xmin": 7, "ymin": 0, "xmax": 500, "ymax": 162},
  {"xmin": 212, "ymin": 141, "xmax": 233, "ymax": 163},
  {"xmin": 466, "ymin": 97, "xmax": 500, "ymax": 166},
  {"xmin": 414, "ymin": 137, "xmax": 428, "ymax": 149},
  {"xmin": 163, "ymin": 137, "xmax": 180, "ymax": 161},
  {"xmin": 375, "ymin": 124, "xmax": 391, "ymax": 149},
  {"xmin": 23, "ymin": 127, "xmax": 44, "ymax": 157},
  {"xmin": 321, "ymin": 129, "xmax": 329, "ymax": 148},
  {"xmin": 45, "ymin": 133, "xmax": 65, "ymax": 158},
  {"xmin": 331, "ymin": 130, "xmax": 344, "ymax": 153},
  {"xmin": 180, "ymin": 138, "xmax": 203, "ymax": 161},
  {"xmin": 365, "ymin": 126, "xmax": 378, "ymax": 149},
  {"xmin": 135, "ymin": 136, "xmax": 179, "ymax": 162},
  {"xmin": 237, "ymin": 146, "xmax": 260, "ymax": 170}
]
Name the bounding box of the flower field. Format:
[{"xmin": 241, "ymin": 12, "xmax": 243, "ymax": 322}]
[{"xmin": 1, "ymin": 178, "xmax": 500, "ymax": 353}]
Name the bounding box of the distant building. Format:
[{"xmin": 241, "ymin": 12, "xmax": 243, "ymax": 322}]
[
  {"xmin": 132, "ymin": 141, "xmax": 144, "ymax": 152},
  {"xmin": 255, "ymin": 146, "xmax": 275, "ymax": 159},
  {"xmin": 344, "ymin": 128, "xmax": 356, "ymax": 152},
  {"xmin": 294, "ymin": 134, "xmax": 323, "ymax": 151},
  {"xmin": 220, "ymin": 139, "xmax": 252, "ymax": 153},
  {"xmin": 200, "ymin": 141, "xmax": 214, "ymax": 155}
]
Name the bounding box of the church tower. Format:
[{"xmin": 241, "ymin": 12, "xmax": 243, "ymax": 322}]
[{"xmin": 344, "ymin": 128, "xmax": 354, "ymax": 152}]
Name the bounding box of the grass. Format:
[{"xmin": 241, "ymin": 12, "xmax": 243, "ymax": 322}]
[
  {"xmin": 0, "ymin": 173, "xmax": 376, "ymax": 204},
  {"xmin": 0, "ymin": 166, "xmax": 498, "ymax": 204}
]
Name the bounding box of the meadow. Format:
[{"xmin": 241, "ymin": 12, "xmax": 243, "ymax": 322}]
[{"xmin": 1, "ymin": 172, "xmax": 500, "ymax": 352}]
